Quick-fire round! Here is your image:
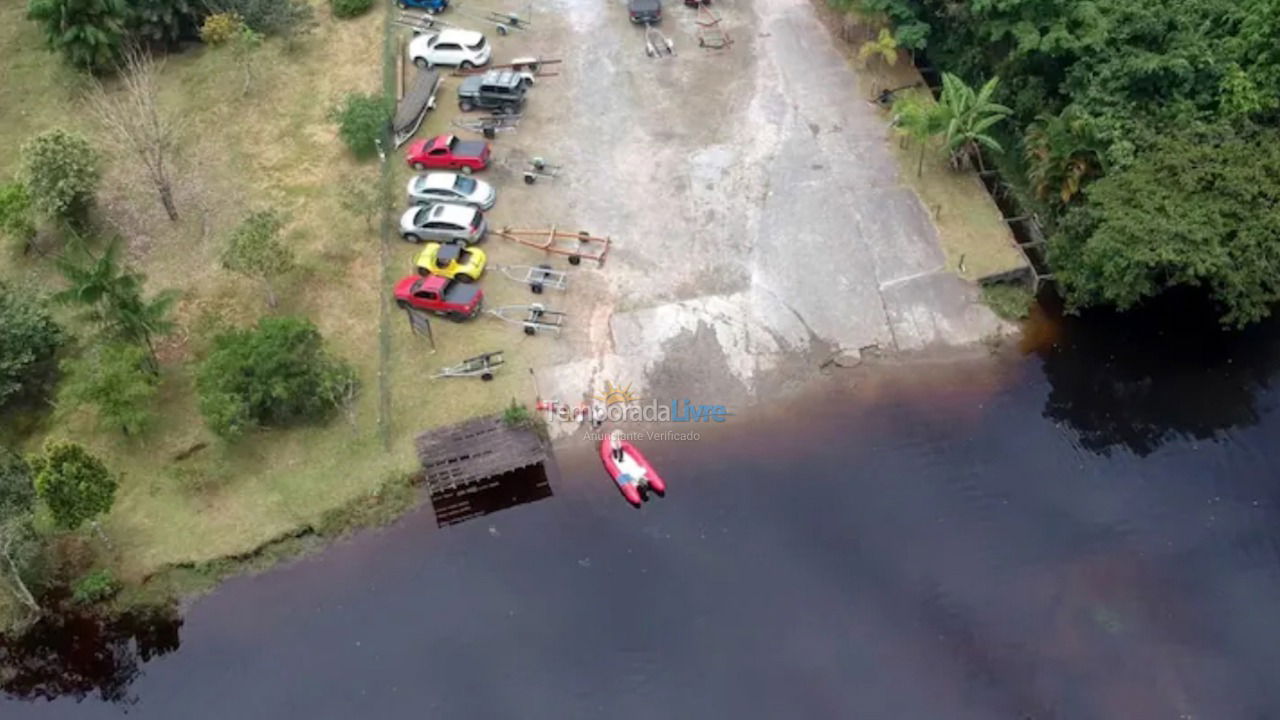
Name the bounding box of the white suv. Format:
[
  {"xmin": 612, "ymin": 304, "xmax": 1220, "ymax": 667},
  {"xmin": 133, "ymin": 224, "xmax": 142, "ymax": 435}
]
[{"xmin": 408, "ymin": 29, "xmax": 491, "ymax": 69}]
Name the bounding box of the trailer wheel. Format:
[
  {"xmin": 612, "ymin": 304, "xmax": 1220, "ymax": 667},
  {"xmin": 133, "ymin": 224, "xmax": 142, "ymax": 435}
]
[
  {"xmin": 481, "ymin": 372, "xmax": 494, "ymax": 381},
  {"xmin": 523, "ymin": 173, "xmax": 536, "ymax": 184},
  {"xmin": 568, "ymin": 255, "xmax": 582, "ymax": 266},
  {"xmin": 523, "ymin": 325, "xmax": 536, "ymax": 336},
  {"xmin": 483, "ymin": 127, "xmax": 496, "ymax": 139},
  {"xmin": 531, "ymin": 282, "xmax": 543, "ymax": 294}
]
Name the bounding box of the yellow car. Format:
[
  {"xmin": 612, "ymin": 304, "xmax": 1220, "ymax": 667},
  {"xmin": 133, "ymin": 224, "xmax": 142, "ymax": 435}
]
[{"xmin": 414, "ymin": 242, "xmax": 486, "ymax": 282}]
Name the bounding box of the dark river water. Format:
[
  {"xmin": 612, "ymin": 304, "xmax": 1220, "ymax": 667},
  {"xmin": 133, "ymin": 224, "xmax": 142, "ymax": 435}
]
[{"xmin": 3, "ymin": 296, "xmax": 1280, "ymax": 718}]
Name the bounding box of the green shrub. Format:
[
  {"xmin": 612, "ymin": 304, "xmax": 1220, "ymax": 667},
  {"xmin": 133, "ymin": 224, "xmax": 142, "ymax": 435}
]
[
  {"xmin": 196, "ymin": 316, "xmax": 358, "ymax": 438},
  {"xmin": 502, "ymin": 400, "xmax": 533, "ymax": 428},
  {"xmin": 981, "ymin": 282, "xmax": 1034, "ymax": 321},
  {"xmin": 199, "ymin": 11, "xmax": 243, "ymax": 44},
  {"xmin": 329, "ymin": 0, "xmax": 373, "ymax": 19},
  {"xmin": 328, "ymin": 92, "xmax": 391, "ymax": 160},
  {"xmin": 20, "ymin": 129, "xmax": 101, "ymax": 229},
  {"xmin": 0, "ymin": 284, "xmax": 64, "ymax": 408},
  {"xmin": 58, "ymin": 343, "xmax": 159, "ymax": 436},
  {"xmin": 72, "ymin": 568, "xmax": 120, "ymax": 605},
  {"xmin": 205, "ymin": 0, "xmax": 313, "ymax": 38},
  {"xmin": 0, "ymin": 181, "xmax": 37, "ymax": 254}
]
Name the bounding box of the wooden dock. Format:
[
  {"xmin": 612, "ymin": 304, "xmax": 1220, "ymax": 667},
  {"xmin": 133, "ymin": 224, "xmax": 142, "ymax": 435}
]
[{"xmin": 415, "ymin": 415, "xmax": 551, "ymax": 525}]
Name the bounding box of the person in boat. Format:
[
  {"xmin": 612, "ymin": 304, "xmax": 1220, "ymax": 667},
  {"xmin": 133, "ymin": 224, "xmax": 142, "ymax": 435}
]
[{"xmin": 610, "ymin": 430, "xmax": 625, "ymax": 462}]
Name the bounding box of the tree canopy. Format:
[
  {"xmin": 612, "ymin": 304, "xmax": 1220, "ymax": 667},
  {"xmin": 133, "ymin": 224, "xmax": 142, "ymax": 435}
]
[
  {"xmin": 0, "ymin": 285, "xmax": 65, "ymax": 408},
  {"xmin": 29, "ymin": 440, "xmax": 118, "ymax": 532},
  {"xmin": 196, "ymin": 316, "xmax": 357, "ymax": 438},
  {"xmin": 846, "ymin": 0, "xmax": 1280, "ymax": 323}
]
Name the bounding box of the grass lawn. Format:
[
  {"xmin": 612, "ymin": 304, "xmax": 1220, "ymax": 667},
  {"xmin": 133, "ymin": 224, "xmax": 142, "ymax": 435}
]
[{"xmin": 0, "ymin": 0, "xmax": 539, "ymax": 627}]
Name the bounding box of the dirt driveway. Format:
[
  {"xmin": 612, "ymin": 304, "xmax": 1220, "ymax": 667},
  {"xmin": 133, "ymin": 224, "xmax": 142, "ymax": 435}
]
[{"xmin": 443, "ymin": 0, "xmax": 1005, "ymax": 422}]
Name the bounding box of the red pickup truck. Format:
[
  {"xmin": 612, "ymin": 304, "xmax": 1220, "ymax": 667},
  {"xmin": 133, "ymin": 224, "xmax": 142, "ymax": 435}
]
[
  {"xmin": 393, "ymin": 274, "xmax": 483, "ymax": 321},
  {"xmin": 404, "ymin": 135, "xmax": 491, "ymax": 173}
]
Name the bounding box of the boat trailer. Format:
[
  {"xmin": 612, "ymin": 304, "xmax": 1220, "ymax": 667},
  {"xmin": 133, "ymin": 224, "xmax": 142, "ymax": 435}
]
[
  {"xmin": 451, "ymin": 113, "xmax": 521, "ymax": 138},
  {"xmin": 521, "ymin": 156, "xmax": 561, "ymax": 184},
  {"xmin": 449, "ymin": 1, "xmax": 531, "ymax": 35},
  {"xmin": 495, "ymin": 226, "xmax": 611, "ymax": 265},
  {"xmin": 433, "ymin": 351, "xmax": 505, "ymax": 381},
  {"xmin": 696, "ymin": 5, "xmax": 731, "ymax": 49},
  {"xmin": 498, "ymin": 263, "xmax": 568, "ymax": 294},
  {"xmin": 644, "ymin": 23, "xmax": 674, "ymax": 58},
  {"xmin": 489, "ymin": 304, "xmax": 566, "ymax": 335}
]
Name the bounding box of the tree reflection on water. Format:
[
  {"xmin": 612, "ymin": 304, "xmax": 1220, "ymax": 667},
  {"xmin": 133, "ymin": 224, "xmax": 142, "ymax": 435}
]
[
  {"xmin": 0, "ymin": 597, "xmax": 181, "ymax": 704},
  {"xmin": 1033, "ymin": 290, "xmax": 1280, "ymax": 456}
]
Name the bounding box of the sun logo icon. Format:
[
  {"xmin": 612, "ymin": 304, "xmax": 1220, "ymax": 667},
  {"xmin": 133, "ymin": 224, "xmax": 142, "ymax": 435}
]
[{"xmin": 595, "ymin": 379, "xmax": 640, "ymax": 407}]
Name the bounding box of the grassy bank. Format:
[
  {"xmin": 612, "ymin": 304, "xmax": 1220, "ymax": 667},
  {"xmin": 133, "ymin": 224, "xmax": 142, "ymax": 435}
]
[{"xmin": 0, "ymin": 1, "xmax": 535, "ymax": 631}]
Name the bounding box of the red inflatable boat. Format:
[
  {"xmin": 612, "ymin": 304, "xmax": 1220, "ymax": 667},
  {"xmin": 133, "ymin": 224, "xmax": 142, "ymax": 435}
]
[{"xmin": 599, "ymin": 432, "xmax": 667, "ymax": 507}]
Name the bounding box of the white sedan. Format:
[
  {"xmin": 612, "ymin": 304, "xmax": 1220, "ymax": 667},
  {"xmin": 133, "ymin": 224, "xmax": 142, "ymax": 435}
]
[
  {"xmin": 406, "ymin": 172, "xmax": 496, "ymax": 210},
  {"xmin": 407, "ymin": 29, "xmax": 491, "ymax": 69}
]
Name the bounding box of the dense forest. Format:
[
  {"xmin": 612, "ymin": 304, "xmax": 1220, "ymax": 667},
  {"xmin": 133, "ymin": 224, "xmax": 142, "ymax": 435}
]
[{"xmin": 847, "ymin": 0, "xmax": 1280, "ymax": 326}]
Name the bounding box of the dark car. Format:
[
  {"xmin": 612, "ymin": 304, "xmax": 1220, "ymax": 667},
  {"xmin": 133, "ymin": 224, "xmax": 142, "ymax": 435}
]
[
  {"xmin": 457, "ymin": 70, "xmax": 528, "ymax": 113},
  {"xmin": 628, "ymin": 0, "xmax": 661, "ymax": 23}
]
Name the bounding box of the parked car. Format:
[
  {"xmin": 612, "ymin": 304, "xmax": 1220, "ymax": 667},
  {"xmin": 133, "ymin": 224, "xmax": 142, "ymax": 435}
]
[
  {"xmin": 457, "ymin": 70, "xmax": 528, "ymax": 113},
  {"xmin": 404, "ymin": 135, "xmax": 491, "ymax": 173},
  {"xmin": 393, "ymin": 274, "xmax": 483, "ymax": 321},
  {"xmin": 395, "ymin": 0, "xmax": 447, "ymax": 13},
  {"xmin": 628, "ymin": 0, "xmax": 662, "ymax": 23},
  {"xmin": 414, "ymin": 242, "xmax": 487, "ymax": 282},
  {"xmin": 399, "ymin": 202, "xmax": 487, "ymax": 245},
  {"xmin": 406, "ymin": 172, "xmax": 496, "ymax": 209},
  {"xmin": 408, "ymin": 29, "xmax": 491, "ymax": 70}
]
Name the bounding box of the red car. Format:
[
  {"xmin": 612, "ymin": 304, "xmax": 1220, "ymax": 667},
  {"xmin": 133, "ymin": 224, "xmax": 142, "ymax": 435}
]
[
  {"xmin": 393, "ymin": 274, "xmax": 484, "ymax": 321},
  {"xmin": 404, "ymin": 135, "xmax": 491, "ymax": 173}
]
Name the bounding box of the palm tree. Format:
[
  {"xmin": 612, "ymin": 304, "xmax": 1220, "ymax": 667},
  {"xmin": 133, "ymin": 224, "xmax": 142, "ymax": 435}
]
[
  {"xmin": 1023, "ymin": 107, "xmax": 1107, "ymax": 208},
  {"xmin": 891, "ymin": 91, "xmax": 946, "ymax": 177},
  {"xmin": 55, "ymin": 237, "xmax": 175, "ymax": 372},
  {"xmin": 935, "ymin": 73, "xmax": 1012, "ymax": 172},
  {"xmin": 859, "ymin": 28, "xmax": 899, "ymax": 69}
]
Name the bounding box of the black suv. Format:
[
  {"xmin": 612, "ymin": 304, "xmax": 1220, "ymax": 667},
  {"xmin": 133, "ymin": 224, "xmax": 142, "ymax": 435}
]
[{"xmin": 457, "ymin": 70, "xmax": 528, "ymax": 113}]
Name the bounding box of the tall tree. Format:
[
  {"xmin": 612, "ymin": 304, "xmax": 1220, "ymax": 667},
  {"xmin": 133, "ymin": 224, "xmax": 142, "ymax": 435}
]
[
  {"xmin": 0, "ymin": 449, "xmax": 41, "ymax": 618},
  {"xmin": 20, "ymin": 130, "xmax": 102, "ymax": 230},
  {"xmin": 0, "ymin": 284, "xmax": 65, "ymax": 408},
  {"xmin": 54, "ymin": 238, "xmax": 176, "ymax": 370},
  {"xmin": 935, "ymin": 73, "xmax": 1012, "ymax": 172},
  {"xmin": 127, "ymin": 0, "xmax": 199, "ymax": 48},
  {"xmin": 221, "ymin": 210, "xmax": 296, "ymax": 307},
  {"xmin": 29, "ymin": 441, "xmax": 118, "ymax": 540},
  {"xmin": 59, "ymin": 343, "xmax": 159, "ymax": 436},
  {"xmin": 26, "ymin": 0, "xmax": 127, "ymax": 72},
  {"xmin": 1050, "ymin": 124, "xmax": 1280, "ymax": 327},
  {"xmin": 90, "ymin": 48, "xmax": 183, "ymax": 223}
]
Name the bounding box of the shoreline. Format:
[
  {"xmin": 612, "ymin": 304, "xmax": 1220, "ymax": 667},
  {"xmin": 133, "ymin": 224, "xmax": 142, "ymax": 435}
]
[{"xmin": 0, "ymin": 0, "xmax": 1024, "ymax": 635}]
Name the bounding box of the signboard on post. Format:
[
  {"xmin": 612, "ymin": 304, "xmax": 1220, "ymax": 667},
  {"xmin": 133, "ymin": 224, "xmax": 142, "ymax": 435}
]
[{"xmin": 406, "ymin": 307, "xmax": 435, "ymax": 351}]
